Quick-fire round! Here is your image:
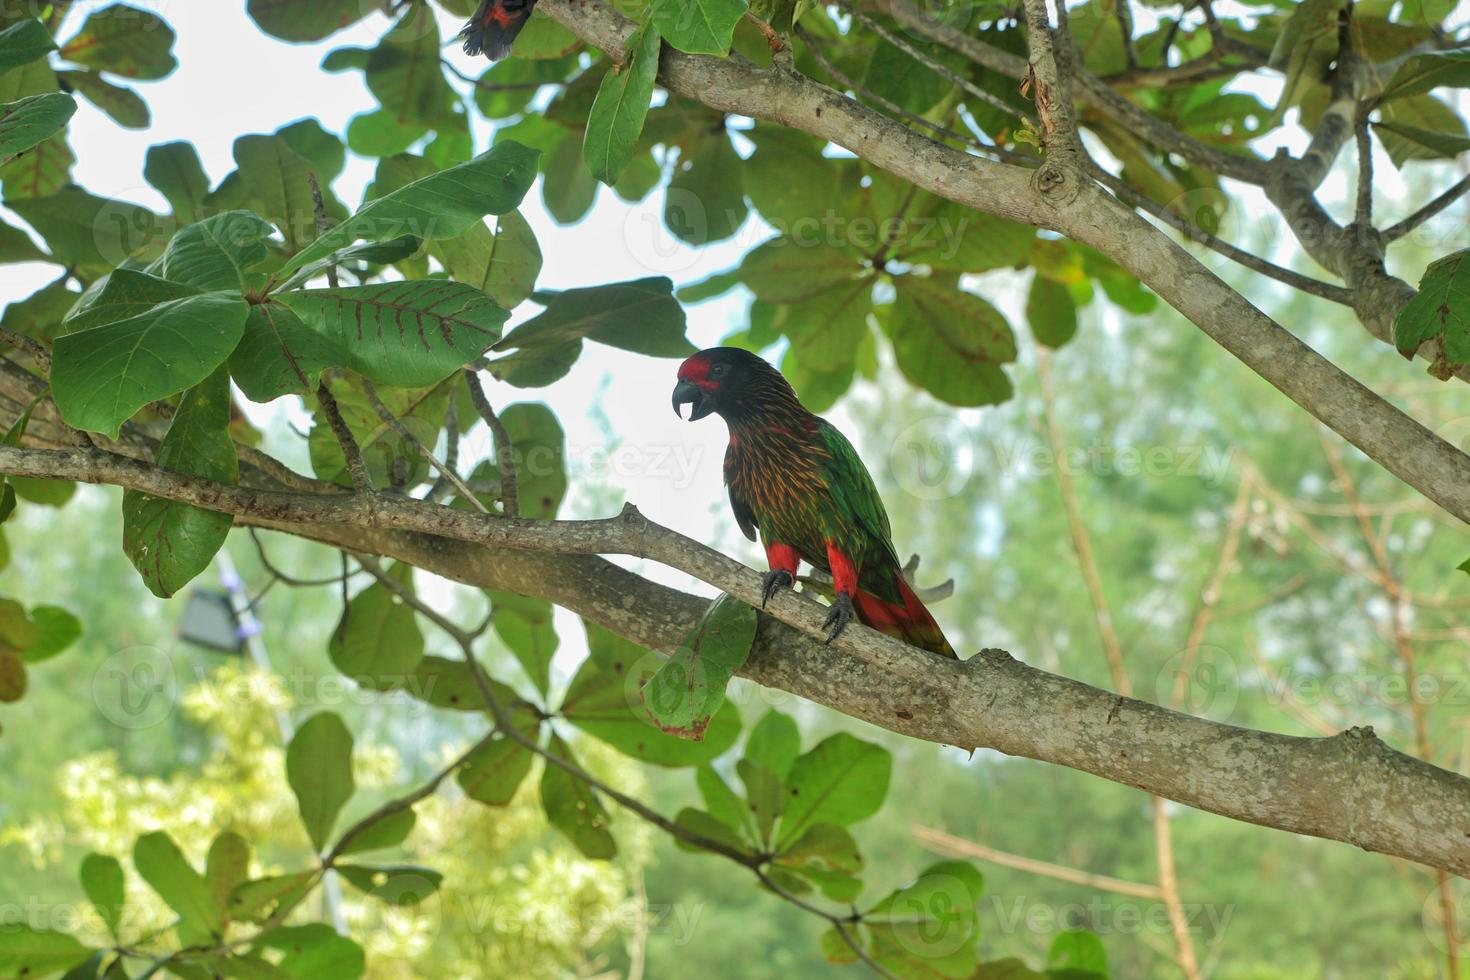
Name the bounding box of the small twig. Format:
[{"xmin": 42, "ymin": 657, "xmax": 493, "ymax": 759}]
[
  {"xmin": 463, "ymin": 368, "xmax": 519, "ymax": 517},
  {"xmin": 306, "ymin": 172, "xmax": 338, "ymax": 289},
  {"xmin": 1353, "ymin": 105, "xmax": 1373, "ymax": 227},
  {"xmin": 441, "ymin": 57, "xmax": 560, "ymax": 92},
  {"xmin": 1114, "ymin": 0, "xmax": 1138, "ymax": 69},
  {"xmin": 743, "ymin": 10, "xmax": 785, "ymax": 53},
  {"xmin": 248, "ymin": 527, "xmax": 359, "ymax": 588},
  {"xmin": 0, "ymin": 325, "xmax": 50, "ymax": 373},
  {"xmin": 316, "ymin": 381, "xmax": 374, "ymax": 493},
  {"xmin": 362, "ymin": 379, "xmax": 488, "ymax": 513},
  {"xmin": 1383, "ymin": 174, "xmax": 1470, "ymax": 241}
]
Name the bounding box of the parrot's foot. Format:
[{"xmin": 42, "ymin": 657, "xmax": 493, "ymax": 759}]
[
  {"xmin": 822, "ymin": 593, "xmax": 855, "ymax": 644},
  {"xmin": 760, "ymin": 569, "xmax": 794, "ymax": 607}
]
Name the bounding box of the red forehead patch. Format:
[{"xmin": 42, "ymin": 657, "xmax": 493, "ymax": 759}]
[{"xmin": 677, "ymin": 353, "xmax": 711, "ymax": 381}]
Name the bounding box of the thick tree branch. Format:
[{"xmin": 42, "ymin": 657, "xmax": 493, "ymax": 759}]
[
  {"xmin": 537, "ymin": 0, "xmax": 1470, "ymax": 524},
  {"xmin": 4, "ymin": 442, "xmax": 1470, "ymax": 879}
]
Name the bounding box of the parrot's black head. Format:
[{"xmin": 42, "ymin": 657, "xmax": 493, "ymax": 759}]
[{"xmin": 673, "ymin": 347, "xmax": 793, "ymax": 423}]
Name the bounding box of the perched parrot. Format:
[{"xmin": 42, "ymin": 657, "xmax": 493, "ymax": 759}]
[
  {"xmin": 673, "ymin": 347, "xmax": 957, "ymax": 658},
  {"xmin": 459, "ymin": 0, "xmax": 538, "ymax": 62}
]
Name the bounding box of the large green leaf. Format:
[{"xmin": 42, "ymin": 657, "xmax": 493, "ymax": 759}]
[
  {"xmin": 234, "ymin": 134, "xmax": 335, "ymax": 252},
  {"xmin": 865, "ymin": 860, "xmax": 985, "ymax": 978},
  {"xmin": 1393, "ymin": 248, "xmax": 1470, "ymax": 375},
  {"xmin": 336, "ymin": 865, "xmax": 442, "ymax": 905},
  {"xmin": 145, "ymin": 141, "xmax": 211, "ymax": 224},
  {"xmin": 432, "ymin": 210, "xmax": 542, "ymax": 310},
  {"xmin": 330, "ymin": 563, "xmax": 425, "ymax": 690},
  {"xmin": 652, "ymin": 0, "xmax": 747, "ymax": 55},
  {"xmin": 148, "ymin": 211, "xmax": 274, "ymax": 291},
  {"xmin": 62, "ymin": 269, "xmax": 198, "ymax": 335},
  {"xmin": 286, "ymin": 712, "xmax": 356, "ymax": 852},
  {"xmin": 889, "ymin": 277, "xmax": 1015, "ymax": 407},
  {"xmin": 776, "ymin": 732, "xmax": 891, "ymax": 848},
  {"xmin": 230, "ymin": 301, "xmax": 351, "ymax": 402},
  {"xmin": 133, "ymin": 830, "xmax": 220, "ymax": 937},
  {"xmin": 1382, "ymin": 48, "xmax": 1470, "ymax": 100},
  {"xmin": 259, "ymin": 923, "xmax": 366, "ymax": 980},
  {"xmin": 280, "ymin": 141, "xmax": 540, "ymax": 277},
  {"xmin": 458, "ymin": 731, "xmax": 537, "ymax": 806},
  {"xmin": 58, "ymin": 3, "xmax": 177, "ymax": 79},
  {"xmin": 79, "ymin": 853, "xmax": 126, "ymax": 938},
  {"xmin": 541, "ymin": 734, "xmax": 617, "ymax": 859},
  {"xmin": 7, "ymin": 187, "xmax": 163, "ymax": 277},
  {"xmin": 0, "ymin": 92, "xmax": 75, "ymax": 162},
  {"xmin": 1374, "ymin": 93, "xmax": 1470, "ymax": 167},
  {"xmin": 743, "ymin": 709, "xmax": 801, "ymax": 782},
  {"xmin": 121, "ymin": 368, "xmax": 238, "ymax": 597},
  {"xmin": 205, "ymin": 831, "xmax": 251, "ymax": 924},
  {"xmin": 489, "ymin": 588, "xmax": 558, "ymax": 693},
  {"xmin": 495, "ymin": 277, "xmax": 692, "ymax": 357},
  {"xmin": 280, "ymin": 281, "xmax": 506, "ymax": 388},
  {"xmin": 364, "ymin": 7, "xmax": 455, "ymax": 129},
  {"xmin": 52, "ymin": 292, "xmax": 249, "ymax": 438},
  {"xmin": 738, "ymin": 238, "xmax": 865, "ymax": 303},
  {"xmin": 1048, "ymin": 930, "xmax": 1109, "ymax": 978},
  {"xmin": 642, "ymin": 592, "xmax": 756, "ymax": 739},
  {"xmin": 583, "ymin": 20, "xmax": 662, "ymax": 185},
  {"xmin": 665, "ymin": 130, "xmax": 747, "ymax": 245},
  {"xmin": 0, "ymin": 926, "xmax": 93, "ymax": 977},
  {"xmin": 560, "ymin": 654, "xmax": 742, "ymax": 766},
  {"xmin": 1026, "ymin": 273, "xmax": 1079, "ymax": 349},
  {"xmin": 0, "ymin": 19, "xmax": 56, "ymax": 75},
  {"xmin": 246, "ymin": 0, "xmax": 375, "ymax": 42},
  {"xmin": 58, "ymin": 69, "xmax": 147, "ymax": 129},
  {"xmin": 0, "ymin": 130, "xmax": 74, "ymax": 199}
]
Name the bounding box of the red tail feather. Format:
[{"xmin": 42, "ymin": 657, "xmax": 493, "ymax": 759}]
[
  {"xmin": 851, "ymin": 577, "xmax": 957, "ymax": 659},
  {"xmin": 460, "ymin": 0, "xmax": 537, "ymax": 62}
]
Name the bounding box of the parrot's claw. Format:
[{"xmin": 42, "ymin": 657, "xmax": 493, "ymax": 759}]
[
  {"xmin": 822, "ymin": 593, "xmax": 855, "ymax": 644},
  {"xmin": 760, "ymin": 569, "xmax": 794, "ymax": 607}
]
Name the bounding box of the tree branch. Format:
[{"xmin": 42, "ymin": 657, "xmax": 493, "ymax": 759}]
[{"xmin": 4, "ymin": 441, "xmax": 1470, "ymax": 878}]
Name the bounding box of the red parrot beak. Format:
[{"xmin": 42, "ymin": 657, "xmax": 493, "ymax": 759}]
[{"xmin": 672, "ymin": 380, "xmax": 713, "ymax": 421}]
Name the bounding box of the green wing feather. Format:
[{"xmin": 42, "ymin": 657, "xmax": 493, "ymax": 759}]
[{"xmin": 816, "ymin": 421, "xmax": 901, "ymax": 571}]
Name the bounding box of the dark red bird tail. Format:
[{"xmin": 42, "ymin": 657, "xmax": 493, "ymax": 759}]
[
  {"xmin": 460, "ymin": 0, "xmax": 538, "ymax": 62},
  {"xmin": 851, "ymin": 577, "xmax": 957, "ymax": 659}
]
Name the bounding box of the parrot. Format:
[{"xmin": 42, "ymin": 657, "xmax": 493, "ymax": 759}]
[
  {"xmin": 459, "ymin": 0, "xmax": 538, "ymax": 62},
  {"xmin": 672, "ymin": 347, "xmax": 957, "ymax": 658}
]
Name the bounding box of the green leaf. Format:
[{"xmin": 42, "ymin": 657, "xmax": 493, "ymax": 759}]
[
  {"xmin": 509, "ymin": 15, "xmax": 582, "ymax": 59},
  {"xmin": 744, "ymin": 709, "xmax": 800, "ymax": 781},
  {"xmin": 484, "ymin": 403, "xmax": 567, "ymax": 519},
  {"xmin": 329, "ymin": 564, "xmax": 425, "ymax": 690},
  {"xmin": 665, "ymin": 130, "xmax": 747, "ymax": 245},
  {"xmin": 433, "ymin": 209, "xmax": 542, "ymax": 310},
  {"xmin": 58, "ymin": 4, "xmax": 177, "ymax": 79},
  {"xmin": 121, "ymin": 368, "xmax": 237, "ymax": 597},
  {"xmin": 583, "ymin": 21, "xmax": 662, "ymax": 185},
  {"xmin": 144, "ymin": 142, "xmax": 211, "ymax": 224},
  {"xmin": 743, "ymin": 126, "xmax": 848, "ymax": 227},
  {"xmin": 1393, "ymin": 248, "xmax": 1470, "ymax": 374},
  {"xmin": 0, "ymin": 214, "xmax": 45, "ymax": 264},
  {"xmin": 258, "ymin": 924, "xmax": 365, "ymax": 980},
  {"xmin": 205, "ymin": 831, "xmax": 251, "ymax": 924},
  {"xmin": 672, "ymin": 807, "xmax": 753, "ymax": 856},
  {"xmin": 1027, "ymin": 274, "xmax": 1079, "ymax": 349},
  {"xmin": 542, "ymin": 128, "xmax": 599, "ymax": 224},
  {"xmin": 8, "ymin": 187, "xmax": 164, "ymax": 277},
  {"xmin": 149, "ymin": 211, "xmax": 274, "ymax": 291},
  {"xmin": 642, "ymin": 593, "xmax": 756, "ymax": 739},
  {"xmin": 335, "ymin": 808, "xmax": 416, "ymax": 857},
  {"xmin": 777, "ymin": 732, "xmax": 891, "ymax": 848},
  {"xmin": 22, "ymin": 605, "xmax": 81, "ymax": 663},
  {"xmin": 458, "ymin": 732, "xmax": 537, "ymax": 806},
  {"xmin": 57, "ymin": 70, "xmax": 148, "ymax": 129},
  {"xmin": 229, "ymin": 301, "xmax": 350, "ymax": 403},
  {"xmin": 0, "ymin": 926, "xmax": 93, "ymax": 978},
  {"xmin": 79, "ymin": 853, "xmax": 126, "ymax": 938},
  {"xmin": 365, "ymin": 7, "xmax": 455, "ymax": 129},
  {"xmin": 280, "ymin": 141, "xmax": 540, "ymax": 277},
  {"xmin": 0, "ymin": 649, "xmax": 25, "ymax": 702},
  {"xmin": 696, "ymin": 765, "xmax": 751, "ymax": 839},
  {"xmin": 889, "ymin": 277, "xmax": 1015, "ymax": 407},
  {"xmin": 286, "ymin": 712, "xmax": 355, "ymax": 853},
  {"xmin": 489, "ymin": 588, "xmax": 558, "ymax": 693},
  {"xmin": 489, "ymin": 338, "xmax": 583, "ymax": 388},
  {"xmin": 1048, "ymin": 930, "xmax": 1108, "ymax": 978},
  {"xmin": 541, "ymin": 734, "xmax": 617, "ymax": 858},
  {"xmin": 0, "ymin": 92, "xmax": 76, "ymax": 161},
  {"xmin": 821, "ymin": 926, "xmax": 861, "ymax": 965},
  {"xmin": 62, "ymin": 269, "xmax": 198, "ymax": 335},
  {"xmin": 247, "ymin": 0, "xmax": 375, "ymax": 42},
  {"xmin": 652, "ymin": 0, "xmax": 747, "ymax": 55},
  {"xmin": 1374, "ymin": 94, "xmax": 1470, "ymax": 167},
  {"xmin": 905, "ymin": 205, "xmax": 1036, "ymax": 273},
  {"xmin": 0, "ymin": 19, "xmax": 57, "ymax": 75},
  {"xmin": 279, "ymin": 281, "xmax": 507, "ymax": 388},
  {"xmin": 234, "ymin": 134, "xmax": 332, "ymax": 253},
  {"xmin": 336, "ymin": 865, "xmax": 442, "ymax": 905},
  {"xmin": 0, "ymin": 131, "xmax": 74, "ymax": 199},
  {"xmin": 739, "ymin": 238, "xmax": 865, "ymax": 303},
  {"xmin": 1458, "ymin": 556, "xmax": 1470, "ymax": 578},
  {"xmin": 278, "ymin": 118, "xmax": 346, "ymax": 182},
  {"xmin": 776, "ymin": 822, "xmax": 863, "ymax": 874},
  {"xmin": 737, "ymin": 757, "xmax": 785, "ymax": 845},
  {"xmin": 229, "ymin": 873, "xmax": 316, "ymax": 924},
  {"xmin": 133, "ymin": 830, "xmax": 220, "ymax": 937},
  {"xmin": 866, "ymin": 860, "xmax": 985, "ymax": 978},
  {"xmin": 1382, "ymin": 48, "xmax": 1470, "ymax": 100},
  {"xmin": 496, "ymin": 276, "xmax": 692, "ymax": 357},
  {"xmin": 405, "ymin": 655, "xmax": 531, "ymax": 715},
  {"xmin": 561, "ymin": 652, "xmax": 742, "ymax": 766}
]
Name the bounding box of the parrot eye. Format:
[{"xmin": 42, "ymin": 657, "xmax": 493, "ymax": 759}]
[{"xmin": 709, "ymin": 363, "xmax": 729, "ymax": 379}]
